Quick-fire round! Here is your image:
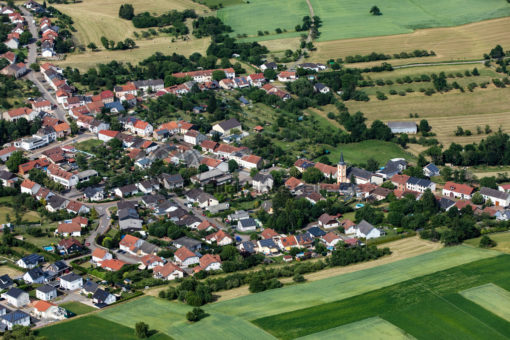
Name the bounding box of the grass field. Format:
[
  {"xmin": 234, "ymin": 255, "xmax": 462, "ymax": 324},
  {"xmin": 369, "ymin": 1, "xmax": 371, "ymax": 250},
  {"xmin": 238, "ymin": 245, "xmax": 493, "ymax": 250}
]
[
  {"xmin": 310, "ymin": 17, "xmax": 510, "ymax": 64},
  {"xmin": 464, "ymin": 232, "xmax": 510, "ymax": 253},
  {"xmin": 59, "ymin": 302, "xmax": 96, "ymax": 316},
  {"xmin": 461, "ymin": 283, "xmax": 510, "ymax": 322},
  {"xmin": 296, "ymin": 317, "xmax": 415, "ymax": 340},
  {"xmin": 38, "ymin": 315, "xmax": 173, "ymax": 340},
  {"xmin": 0, "ymin": 265, "xmax": 23, "ymax": 278},
  {"xmin": 40, "ymin": 245, "xmax": 500, "ymax": 339},
  {"xmin": 254, "ymin": 254, "xmax": 510, "ymax": 339},
  {"xmin": 219, "ymin": 0, "xmax": 510, "ymax": 43},
  {"xmin": 0, "ymin": 207, "xmax": 40, "ymax": 224},
  {"xmin": 218, "ymin": 0, "xmax": 309, "ymax": 40}
]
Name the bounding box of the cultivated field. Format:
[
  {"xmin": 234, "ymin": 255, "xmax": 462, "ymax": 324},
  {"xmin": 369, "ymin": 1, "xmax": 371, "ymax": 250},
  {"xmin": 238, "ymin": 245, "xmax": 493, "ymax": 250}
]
[
  {"xmin": 219, "ymin": 0, "xmax": 510, "ymax": 44},
  {"xmin": 310, "ymin": 17, "xmax": 510, "ymax": 64},
  {"xmin": 38, "ymin": 315, "xmax": 173, "ymax": 340},
  {"xmin": 40, "ymin": 245, "xmax": 497, "ymax": 340},
  {"xmin": 0, "ymin": 265, "xmax": 22, "ymax": 278},
  {"xmin": 254, "ymin": 254, "xmax": 510, "ymax": 339},
  {"xmin": 461, "ymin": 283, "xmax": 510, "ymax": 322}
]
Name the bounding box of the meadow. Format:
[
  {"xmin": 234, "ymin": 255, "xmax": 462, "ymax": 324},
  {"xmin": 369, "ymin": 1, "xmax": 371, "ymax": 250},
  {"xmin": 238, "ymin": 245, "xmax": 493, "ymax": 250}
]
[
  {"xmin": 254, "ymin": 254, "xmax": 510, "ymax": 339},
  {"xmin": 219, "ymin": 0, "xmax": 510, "ymax": 42},
  {"xmin": 60, "ymin": 302, "xmax": 96, "ymax": 316},
  {"xmin": 465, "ymin": 232, "xmax": 510, "ymax": 253}
]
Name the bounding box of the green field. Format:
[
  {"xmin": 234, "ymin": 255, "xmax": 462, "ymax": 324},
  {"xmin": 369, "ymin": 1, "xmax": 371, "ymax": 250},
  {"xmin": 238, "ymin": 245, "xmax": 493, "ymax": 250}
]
[
  {"xmin": 219, "ymin": 0, "xmax": 510, "ymax": 42},
  {"xmin": 461, "ymin": 283, "xmax": 510, "ymax": 322},
  {"xmin": 60, "ymin": 302, "xmax": 97, "ymax": 316},
  {"xmin": 464, "ymin": 232, "xmax": 510, "ymax": 254},
  {"xmin": 254, "ymin": 254, "xmax": 510, "ymax": 339},
  {"xmin": 38, "ymin": 315, "xmax": 173, "ymax": 340},
  {"xmin": 296, "ymin": 317, "xmax": 415, "ymax": 340},
  {"xmin": 217, "ymin": 0, "xmax": 309, "ymax": 40},
  {"xmin": 40, "ymin": 246, "xmax": 502, "ymax": 339}
]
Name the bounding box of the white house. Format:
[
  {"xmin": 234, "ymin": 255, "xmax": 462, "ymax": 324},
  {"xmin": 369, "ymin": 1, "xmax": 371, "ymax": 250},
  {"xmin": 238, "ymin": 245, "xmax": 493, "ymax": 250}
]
[
  {"xmin": 252, "ymin": 173, "xmax": 273, "ymax": 193},
  {"xmin": 59, "ymin": 273, "xmax": 83, "ymax": 290},
  {"xmin": 183, "ymin": 130, "xmax": 206, "ymax": 146},
  {"xmin": 237, "ymin": 218, "xmax": 257, "ymax": 232},
  {"xmin": 32, "ymin": 301, "xmax": 66, "ymax": 321},
  {"xmin": 91, "ymin": 248, "xmax": 112, "ymax": 265},
  {"xmin": 480, "ymin": 187, "xmax": 510, "ymax": 207},
  {"xmin": 355, "ymin": 220, "xmax": 382, "ymax": 240},
  {"xmin": 212, "ymin": 118, "xmax": 242, "ymax": 136},
  {"xmin": 153, "ymin": 262, "xmax": 184, "ymax": 281},
  {"xmin": 2, "ymin": 288, "xmax": 29, "ymax": 307},
  {"xmin": 174, "ymin": 246, "xmax": 199, "ymax": 267},
  {"xmin": 36, "ymin": 285, "xmax": 57, "ymax": 301},
  {"xmin": 92, "ymin": 288, "xmax": 116, "ymax": 305},
  {"xmin": 197, "ymin": 254, "xmax": 221, "ymax": 271},
  {"xmin": 2, "ymin": 310, "xmax": 30, "ymax": 330},
  {"xmin": 442, "ymin": 182, "xmax": 474, "ymax": 200},
  {"xmin": 130, "ymin": 120, "xmax": 153, "ymax": 137},
  {"xmin": 406, "ymin": 177, "xmax": 436, "ymax": 193},
  {"xmin": 20, "ymin": 179, "xmax": 41, "ymax": 196}
]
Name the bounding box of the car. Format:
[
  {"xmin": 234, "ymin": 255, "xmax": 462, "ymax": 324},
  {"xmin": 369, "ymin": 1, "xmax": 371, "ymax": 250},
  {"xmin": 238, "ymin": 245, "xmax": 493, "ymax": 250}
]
[{"xmin": 85, "ymin": 242, "xmax": 90, "ymax": 246}]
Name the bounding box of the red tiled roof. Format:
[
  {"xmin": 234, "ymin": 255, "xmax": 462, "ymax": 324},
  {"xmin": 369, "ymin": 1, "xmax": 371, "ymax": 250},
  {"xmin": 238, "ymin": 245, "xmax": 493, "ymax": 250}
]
[
  {"xmin": 285, "ymin": 177, "xmax": 303, "ymax": 190},
  {"xmin": 92, "ymin": 248, "xmax": 107, "ymax": 259},
  {"xmin": 53, "ymin": 123, "xmax": 70, "ymax": 133},
  {"xmin": 261, "ymin": 228, "xmax": 279, "ymax": 239},
  {"xmin": 0, "ymin": 146, "xmax": 18, "ymax": 156},
  {"xmin": 134, "ymin": 120, "xmax": 149, "ymax": 130},
  {"xmin": 280, "ymin": 236, "xmax": 297, "ymax": 247},
  {"xmin": 57, "ymin": 222, "xmax": 81, "ymax": 234},
  {"xmin": 199, "ymin": 254, "xmax": 221, "ymax": 269},
  {"xmin": 391, "ymin": 174, "xmax": 410, "ymax": 185},
  {"xmin": 101, "ymin": 259, "xmax": 126, "ymax": 271},
  {"xmin": 314, "ymin": 162, "xmax": 336, "ymax": 176},
  {"xmin": 72, "ymin": 216, "xmax": 88, "ymax": 226},
  {"xmin": 174, "ymin": 246, "xmax": 196, "ymax": 261},
  {"xmin": 119, "ymin": 234, "xmax": 139, "ymax": 249},
  {"xmin": 200, "ymin": 157, "xmax": 221, "ymax": 168},
  {"xmin": 21, "ymin": 179, "xmax": 37, "ymax": 189},
  {"xmin": 58, "ymin": 238, "xmax": 82, "ymax": 249},
  {"xmin": 99, "ymin": 130, "xmax": 120, "ymax": 138},
  {"xmin": 153, "ymin": 262, "xmax": 183, "ymax": 277},
  {"xmin": 7, "ymin": 107, "xmax": 32, "ymax": 118},
  {"xmin": 33, "ymin": 300, "xmax": 55, "ymax": 312},
  {"xmin": 323, "ymin": 232, "xmax": 340, "ymax": 244},
  {"xmin": 242, "ymin": 155, "xmax": 262, "ymax": 165},
  {"xmin": 443, "ymin": 182, "xmax": 474, "ymax": 196}
]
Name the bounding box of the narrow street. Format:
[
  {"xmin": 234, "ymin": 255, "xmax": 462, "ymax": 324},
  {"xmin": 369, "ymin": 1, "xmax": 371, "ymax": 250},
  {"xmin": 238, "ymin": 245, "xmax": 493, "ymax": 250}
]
[{"xmin": 20, "ymin": 7, "xmax": 68, "ymax": 123}]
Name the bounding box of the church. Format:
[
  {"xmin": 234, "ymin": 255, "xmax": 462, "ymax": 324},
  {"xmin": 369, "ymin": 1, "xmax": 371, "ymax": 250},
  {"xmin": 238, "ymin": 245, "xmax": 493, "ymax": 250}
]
[{"xmin": 336, "ymin": 153, "xmax": 374, "ymax": 185}]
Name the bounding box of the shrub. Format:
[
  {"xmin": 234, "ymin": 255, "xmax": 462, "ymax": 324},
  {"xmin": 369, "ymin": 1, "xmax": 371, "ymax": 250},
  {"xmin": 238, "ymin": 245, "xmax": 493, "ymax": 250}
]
[
  {"xmin": 479, "ymin": 235, "xmax": 497, "ymax": 248},
  {"xmin": 293, "ymin": 274, "xmax": 306, "ymax": 283}
]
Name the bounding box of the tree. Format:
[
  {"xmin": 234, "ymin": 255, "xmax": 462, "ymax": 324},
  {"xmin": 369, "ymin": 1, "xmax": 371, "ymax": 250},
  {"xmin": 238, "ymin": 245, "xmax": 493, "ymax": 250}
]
[
  {"xmin": 6, "ymin": 151, "xmax": 26, "ymax": 173},
  {"xmin": 212, "ymin": 70, "xmax": 226, "ymax": 82},
  {"xmin": 135, "ymin": 322, "xmax": 149, "ymax": 338},
  {"xmin": 186, "ymin": 307, "xmax": 206, "ymax": 322},
  {"xmin": 471, "ymin": 192, "xmax": 484, "ymax": 205},
  {"xmin": 289, "ymin": 166, "xmax": 301, "ymax": 179},
  {"xmin": 228, "ymin": 159, "xmax": 238, "ymax": 173},
  {"xmin": 100, "ymin": 36, "xmax": 109, "ymax": 50},
  {"xmin": 489, "ymin": 45, "xmax": 504, "ymax": 59},
  {"xmin": 370, "ymin": 5, "xmax": 382, "ymax": 15},
  {"xmin": 18, "ymin": 31, "xmax": 32, "ymax": 46},
  {"xmin": 70, "ymin": 120, "xmax": 79, "ymax": 135},
  {"xmin": 365, "ymin": 158, "xmax": 379, "ymax": 172},
  {"xmin": 87, "ymin": 42, "xmax": 97, "ymax": 50},
  {"xmin": 119, "ymin": 4, "xmax": 135, "ymax": 20},
  {"xmin": 249, "ymin": 276, "xmax": 266, "ymax": 293},
  {"xmin": 207, "ymin": 95, "xmax": 217, "ymax": 113},
  {"xmin": 302, "ymin": 167, "xmax": 324, "ymax": 184},
  {"xmin": 419, "ymin": 119, "xmax": 431, "ymax": 134},
  {"xmin": 479, "ymin": 235, "xmax": 497, "ymax": 248},
  {"xmin": 293, "ymin": 274, "xmax": 306, "ymax": 283},
  {"xmin": 480, "ymin": 176, "xmax": 497, "ymax": 189},
  {"xmin": 263, "ymin": 68, "xmax": 277, "ymax": 80}
]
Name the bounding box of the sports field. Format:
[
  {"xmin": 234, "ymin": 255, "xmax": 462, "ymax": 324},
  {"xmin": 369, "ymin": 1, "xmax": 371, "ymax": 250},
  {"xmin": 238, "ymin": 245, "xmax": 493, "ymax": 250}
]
[
  {"xmin": 40, "ymin": 246, "xmax": 504, "ymax": 339},
  {"xmin": 219, "ymin": 0, "xmax": 510, "ymax": 42}
]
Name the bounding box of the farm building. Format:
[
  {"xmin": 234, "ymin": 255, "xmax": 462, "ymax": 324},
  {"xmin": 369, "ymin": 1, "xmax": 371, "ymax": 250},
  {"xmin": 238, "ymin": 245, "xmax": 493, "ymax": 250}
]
[{"xmin": 387, "ymin": 122, "xmax": 417, "ymax": 134}]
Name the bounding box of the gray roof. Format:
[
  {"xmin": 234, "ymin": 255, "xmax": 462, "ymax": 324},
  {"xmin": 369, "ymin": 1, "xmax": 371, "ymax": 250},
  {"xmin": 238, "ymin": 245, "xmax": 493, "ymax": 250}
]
[
  {"xmin": 2, "ymin": 310, "xmax": 29, "ymax": 323},
  {"xmin": 258, "ymin": 238, "xmax": 276, "ymax": 248},
  {"xmin": 307, "ymin": 226, "xmax": 326, "ymax": 237},
  {"xmin": 161, "ymin": 173, "xmax": 184, "ymax": 184},
  {"xmin": 138, "ymin": 240, "xmax": 158, "ymax": 254},
  {"xmin": 480, "ymin": 187, "xmax": 510, "ymax": 200},
  {"xmin": 439, "ymin": 197, "xmax": 456, "ymax": 210},
  {"xmin": 19, "ymin": 254, "xmax": 44, "ymax": 265},
  {"xmin": 119, "ymin": 219, "xmax": 143, "ymax": 230},
  {"xmin": 37, "ymin": 284, "xmax": 56, "ymax": 293},
  {"xmin": 240, "ymin": 241, "xmax": 256, "ymax": 253},
  {"xmin": 387, "ymin": 121, "xmax": 417, "ymax": 130},
  {"xmin": 173, "ymin": 237, "xmax": 201, "ymax": 250},
  {"xmin": 47, "ymin": 195, "xmax": 67, "ymax": 208},
  {"xmin": 25, "ymin": 267, "xmax": 45, "ymax": 280},
  {"xmin": 347, "ymin": 167, "xmax": 373, "ymax": 180},
  {"xmin": 0, "ymin": 170, "xmax": 15, "ymax": 181},
  {"xmin": 92, "ymin": 288, "xmax": 111, "ymax": 301},
  {"xmin": 217, "ymin": 118, "xmax": 241, "ymax": 131},
  {"xmin": 82, "ymin": 280, "xmax": 99, "ymax": 294},
  {"xmin": 407, "ymin": 176, "xmax": 432, "ymax": 188},
  {"xmin": 4, "ymin": 288, "xmax": 27, "ymax": 299},
  {"xmin": 117, "ymin": 200, "xmax": 137, "ymax": 210},
  {"xmin": 252, "ymin": 173, "xmax": 273, "ymax": 183},
  {"xmin": 0, "ymin": 274, "xmax": 13, "ymax": 289},
  {"xmin": 76, "ymin": 170, "xmax": 98, "ymax": 180},
  {"xmin": 118, "ymin": 208, "xmax": 139, "ymax": 221},
  {"xmin": 239, "ymin": 218, "xmax": 257, "ymax": 228},
  {"xmin": 83, "ymin": 186, "xmax": 104, "ymax": 197},
  {"xmin": 357, "ymin": 220, "xmax": 375, "ymax": 235},
  {"xmin": 61, "ymin": 273, "xmax": 82, "ymax": 282}
]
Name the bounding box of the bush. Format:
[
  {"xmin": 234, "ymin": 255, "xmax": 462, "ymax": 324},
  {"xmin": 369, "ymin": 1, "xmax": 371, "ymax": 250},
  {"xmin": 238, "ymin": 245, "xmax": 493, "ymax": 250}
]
[
  {"xmin": 479, "ymin": 235, "xmax": 497, "ymax": 248},
  {"xmin": 293, "ymin": 274, "xmax": 306, "ymax": 283},
  {"xmin": 186, "ymin": 307, "xmax": 206, "ymax": 322}
]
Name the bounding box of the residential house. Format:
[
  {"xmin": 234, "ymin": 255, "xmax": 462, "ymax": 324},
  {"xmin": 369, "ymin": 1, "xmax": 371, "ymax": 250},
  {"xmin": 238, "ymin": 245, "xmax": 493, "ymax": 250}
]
[
  {"xmin": 196, "ymin": 254, "xmax": 221, "ymax": 272},
  {"xmin": 139, "ymin": 254, "xmax": 164, "ymax": 270},
  {"xmin": 442, "ymin": 182, "xmax": 474, "ymax": 200},
  {"xmin": 318, "ymin": 213, "xmax": 339, "ymax": 229},
  {"xmin": 55, "ymin": 222, "xmax": 81, "ymax": 237},
  {"xmin": 20, "ymin": 179, "xmax": 41, "ymax": 196},
  {"xmin": 212, "ymin": 118, "xmax": 242, "ymax": 136},
  {"xmin": 205, "ymin": 230, "xmax": 233, "ymax": 246},
  {"xmin": 101, "ymin": 259, "xmax": 126, "ymax": 272},
  {"xmin": 252, "ymin": 173, "xmax": 273, "ymax": 193},
  {"xmin": 355, "ymin": 220, "xmax": 383, "ymax": 239},
  {"xmin": 36, "ymin": 285, "xmax": 57, "ymax": 301},
  {"xmin": 83, "ymin": 186, "xmax": 105, "ymax": 202},
  {"xmin": 183, "ymin": 130, "xmax": 206, "ymax": 146},
  {"xmin": 92, "ymin": 288, "xmax": 116, "ymax": 305},
  {"xmin": 278, "ymin": 235, "xmax": 298, "ymax": 251},
  {"xmin": 313, "ymin": 82, "xmax": 330, "ymax": 93},
  {"xmin": 32, "ymin": 301, "xmax": 66, "ymax": 320},
  {"xmin": 153, "ymin": 263, "xmax": 184, "ymax": 281},
  {"xmin": 2, "ymin": 310, "xmax": 30, "ymax": 330},
  {"xmin": 114, "ymin": 184, "xmax": 139, "ymax": 198},
  {"xmin": 16, "ymin": 254, "xmax": 44, "ymax": 269},
  {"xmin": 174, "ymin": 246, "xmax": 199, "ymax": 267},
  {"xmin": 0, "ymin": 275, "xmax": 14, "ymax": 290},
  {"xmin": 160, "ymin": 173, "xmax": 184, "ymax": 190},
  {"xmin": 58, "ymin": 238, "xmax": 83, "ymax": 254},
  {"xmin": 480, "ymin": 187, "xmax": 510, "ymax": 207},
  {"xmin": 423, "ymin": 163, "xmax": 440, "ymax": 177},
  {"xmin": 23, "ymin": 267, "xmax": 46, "ymax": 284},
  {"xmin": 91, "ymin": 248, "xmax": 112, "ymax": 265},
  {"xmin": 237, "ymin": 218, "xmax": 257, "ymax": 232},
  {"xmin": 59, "ymin": 273, "xmax": 83, "ymax": 290},
  {"xmin": 277, "ymin": 71, "xmax": 297, "ymax": 82},
  {"xmin": 257, "ymin": 238, "xmax": 279, "ymax": 255},
  {"xmin": 322, "ymin": 232, "xmax": 342, "ymax": 247},
  {"xmin": 406, "ymin": 177, "xmax": 435, "ymax": 193},
  {"xmin": 285, "ymin": 177, "xmax": 304, "ymax": 193},
  {"xmin": 2, "ymin": 288, "xmax": 29, "ymax": 307}
]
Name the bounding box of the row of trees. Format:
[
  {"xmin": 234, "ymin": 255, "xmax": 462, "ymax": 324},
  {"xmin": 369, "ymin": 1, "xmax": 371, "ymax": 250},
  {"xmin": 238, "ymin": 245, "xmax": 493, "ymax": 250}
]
[
  {"xmin": 344, "ymin": 50, "xmax": 435, "ymax": 63},
  {"xmin": 100, "ymin": 36, "xmax": 136, "ymax": 50}
]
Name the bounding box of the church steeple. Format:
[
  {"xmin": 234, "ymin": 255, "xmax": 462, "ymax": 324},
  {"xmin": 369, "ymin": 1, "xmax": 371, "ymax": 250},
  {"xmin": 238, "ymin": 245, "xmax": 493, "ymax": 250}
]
[
  {"xmin": 338, "ymin": 152, "xmax": 345, "ymax": 165},
  {"xmin": 337, "ymin": 152, "xmax": 347, "ymax": 184}
]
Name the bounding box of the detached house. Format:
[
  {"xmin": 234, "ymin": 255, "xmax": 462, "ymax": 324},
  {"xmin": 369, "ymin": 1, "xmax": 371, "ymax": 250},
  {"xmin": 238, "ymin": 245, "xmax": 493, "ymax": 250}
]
[
  {"xmin": 196, "ymin": 254, "xmax": 221, "ymax": 272},
  {"xmin": 2, "ymin": 288, "xmax": 29, "ymax": 307},
  {"xmin": 59, "ymin": 273, "xmax": 83, "ymax": 290},
  {"xmin": 318, "ymin": 213, "xmax": 339, "ymax": 229},
  {"xmin": 252, "ymin": 173, "xmax": 273, "ymax": 193},
  {"xmin": 480, "ymin": 187, "xmax": 510, "ymax": 207},
  {"xmin": 277, "ymin": 71, "xmax": 297, "ymax": 82},
  {"xmin": 153, "ymin": 262, "xmax": 184, "ymax": 281},
  {"xmin": 174, "ymin": 246, "xmax": 199, "ymax": 267},
  {"xmin": 442, "ymin": 182, "xmax": 474, "ymax": 200},
  {"xmin": 212, "ymin": 118, "xmax": 242, "ymax": 136}
]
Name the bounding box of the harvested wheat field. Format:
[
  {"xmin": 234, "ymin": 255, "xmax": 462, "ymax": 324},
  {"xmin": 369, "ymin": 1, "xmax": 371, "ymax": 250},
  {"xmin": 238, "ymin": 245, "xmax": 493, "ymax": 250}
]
[{"xmin": 310, "ymin": 17, "xmax": 510, "ymax": 65}]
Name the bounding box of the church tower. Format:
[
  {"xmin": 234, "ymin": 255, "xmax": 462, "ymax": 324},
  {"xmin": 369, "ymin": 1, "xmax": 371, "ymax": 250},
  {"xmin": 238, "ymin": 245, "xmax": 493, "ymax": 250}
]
[{"xmin": 337, "ymin": 152, "xmax": 347, "ymax": 184}]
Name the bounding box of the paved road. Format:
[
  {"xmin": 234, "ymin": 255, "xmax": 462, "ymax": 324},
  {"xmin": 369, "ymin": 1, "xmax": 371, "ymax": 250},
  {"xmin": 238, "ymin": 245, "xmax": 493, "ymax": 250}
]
[{"xmin": 20, "ymin": 7, "xmax": 68, "ymax": 123}]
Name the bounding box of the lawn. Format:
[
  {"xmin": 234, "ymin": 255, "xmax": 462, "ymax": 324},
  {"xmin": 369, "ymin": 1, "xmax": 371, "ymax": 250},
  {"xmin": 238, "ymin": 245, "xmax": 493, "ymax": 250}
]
[
  {"xmin": 0, "ymin": 206, "xmax": 40, "ymax": 224},
  {"xmin": 219, "ymin": 0, "xmax": 510, "ymax": 43},
  {"xmin": 254, "ymin": 254, "xmax": 510, "ymax": 339},
  {"xmin": 310, "ymin": 17, "xmax": 510, "ymax": 65},
  {"xmin": 464, "ymin": 232, "xmax": 510, "ymax": 253},
  {"xmin": 321, "ymin": 140, "xmax": 417, "ymax": 166},
  {"xmin": 38, "ymin": 315, "xmax": 173, "ymax": 340},
  {"xmin": 74, "ymin": 139, "xmax": 104, "ymax": 153},
  {"xmin": 60, "ymin": 302, "xmax": 97, "ymax": 316}
]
